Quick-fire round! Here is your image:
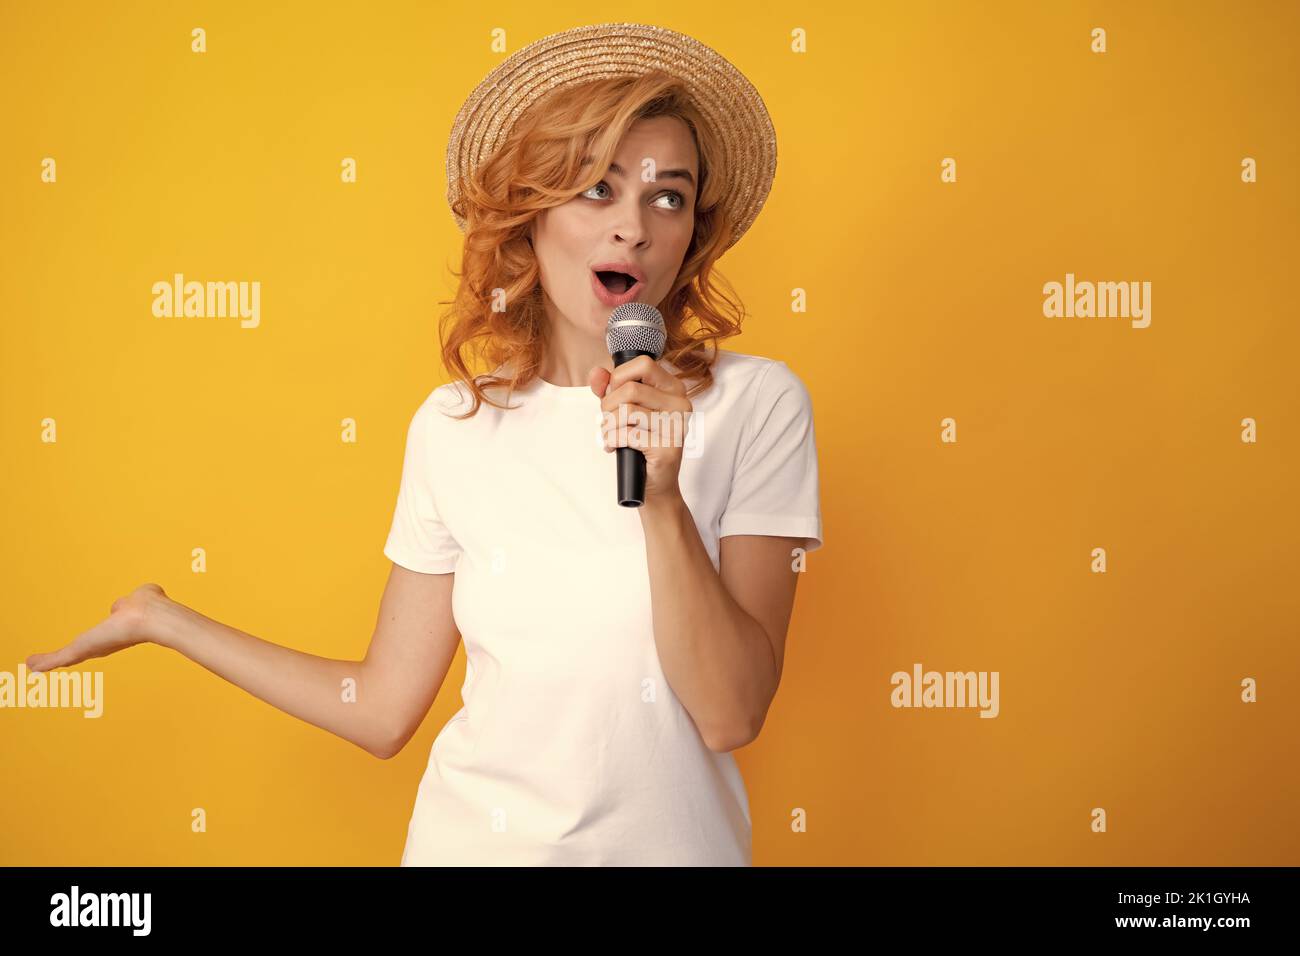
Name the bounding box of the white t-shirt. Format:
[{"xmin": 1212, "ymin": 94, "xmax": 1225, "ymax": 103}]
[{"xmin": 383, "ymin": 348, "xmax": 823, "ymax": 865}]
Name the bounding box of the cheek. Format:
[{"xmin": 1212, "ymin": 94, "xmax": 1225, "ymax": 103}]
[
  {"xmin": 541, "ymin": 204, "xmax": 588, "ymax": 247},
  {"xmin": 669, "ymin": 215, "xmax": 695, "ymax": 257},
  {"xmin": 652, "ymin": 222, "xmax": 694, "ymax": 291},
  {"xmin": 537, "ymin": 213, "xmax": 591, "ymax": 281}
]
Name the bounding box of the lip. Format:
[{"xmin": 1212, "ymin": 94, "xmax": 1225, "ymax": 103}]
[
  {"xmin": 590, "ymin": 264, "xmax": 646, "ymax": 307},
  {"xmin": 591, "ymin": 260, "xmax": 646, "ymax": 283}
]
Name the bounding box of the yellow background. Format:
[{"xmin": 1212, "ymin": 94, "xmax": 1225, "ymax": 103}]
[{"xmin": 2, "ymin": 0, "xmax": 1296, "ymax": 865}]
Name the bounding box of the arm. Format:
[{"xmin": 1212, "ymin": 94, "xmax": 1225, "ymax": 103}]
[
  {"xmin": 25, "ymin": 564, "xmax": 462, "ymax": 760},
  {"xmin": 591, "ymin": 355, "xmax": 813, "ymax": 754},
  {"xmin": 638, "ymin": 490, "xmax": 803, "ymax": 752}
]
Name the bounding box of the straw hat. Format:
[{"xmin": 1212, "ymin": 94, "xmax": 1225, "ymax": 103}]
[{"xmin": 445, "ymin": 22, "xmax": 777, "ymax": 253}]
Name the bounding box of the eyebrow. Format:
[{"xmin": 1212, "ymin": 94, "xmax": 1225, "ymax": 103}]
[{"xmin": 580, "ymin": 157, "xmax": 696, "ymax": 189}]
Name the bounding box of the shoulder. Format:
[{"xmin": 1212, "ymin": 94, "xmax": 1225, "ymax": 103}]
[
  {"xmin": 409, "ymin": 377, "xmax": 494, "ymax": 425},
  {"xmin": 396, "ymin": 382, "xmax": 475, "ymax": 459},
  {"xmin": 687, "ymin": 350, "xmax": 815, "ymax": 455},
  {"xmin": 704, "ymin": 349, "xmax": 813, "ymax": 413}
]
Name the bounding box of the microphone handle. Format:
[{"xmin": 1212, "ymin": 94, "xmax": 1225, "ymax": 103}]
[{"xmin": 611, "ymin": 348, "xmax": 656, "ymax": 507}]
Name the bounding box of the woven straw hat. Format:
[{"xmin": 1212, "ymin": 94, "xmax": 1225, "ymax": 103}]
[{"xmin": 445, "ymin": 22, "xmax": 777, "ymax": 253}]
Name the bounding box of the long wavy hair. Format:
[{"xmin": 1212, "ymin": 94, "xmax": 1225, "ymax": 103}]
[{"xmin": 438, "ymin": 70, "xmax": 748, "ymax": 419}]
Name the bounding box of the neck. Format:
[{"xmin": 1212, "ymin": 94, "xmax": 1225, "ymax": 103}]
[{"xmin": 537, "ymin": 299, "xmax": 614, "ymax": 387}]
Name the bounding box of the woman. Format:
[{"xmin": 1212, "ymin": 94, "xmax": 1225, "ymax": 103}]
[{"xmin": 26, "ymin": 23, "xmax": 823, "ymax": 866}]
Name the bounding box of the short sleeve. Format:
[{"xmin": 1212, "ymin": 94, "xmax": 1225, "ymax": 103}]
[
  {"xmin": 383, "ymin": 394, "xmax": 463, "ymax": 574},
  {"xmin": 718, "ymin": 360, "xmax": 824, "ymax": 552}
]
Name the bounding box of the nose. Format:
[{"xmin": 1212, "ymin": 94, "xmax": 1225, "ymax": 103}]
[{"xmin": 609, "ymin": 195, "xmax": 650, "ymax": 247}]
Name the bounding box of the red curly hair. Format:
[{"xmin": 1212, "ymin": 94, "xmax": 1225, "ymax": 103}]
[{"xmin": 437, "ymin": 70, "xmax": 748, "ymax": 419}]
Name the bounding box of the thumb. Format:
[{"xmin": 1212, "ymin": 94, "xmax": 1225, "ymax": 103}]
[{"xmin": 588, "ymin": 365, "xmax": 612, "ymax": 398}]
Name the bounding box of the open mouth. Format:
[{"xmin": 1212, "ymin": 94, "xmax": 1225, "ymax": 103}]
[{"xmin": 594, "ymin": 270, "xmax": 638, "ymax": 295}]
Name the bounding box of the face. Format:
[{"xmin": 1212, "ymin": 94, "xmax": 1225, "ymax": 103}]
[{"xmin": 530, "ymin": 114, "xmax": 699, "ymax": 339}]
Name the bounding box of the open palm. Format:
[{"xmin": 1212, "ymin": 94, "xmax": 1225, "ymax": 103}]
[{"xmin": 26, "ymin": 583, "xmax": 167, "ymax": 672}]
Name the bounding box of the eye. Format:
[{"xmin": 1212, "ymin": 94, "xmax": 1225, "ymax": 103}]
[
  {"xmin": 654, "ymin": 190, "xmax": 687, "ymax": 210},
  {"xmin": 580, "ymin": 181, "xmax": 688, "ymax": 210}
]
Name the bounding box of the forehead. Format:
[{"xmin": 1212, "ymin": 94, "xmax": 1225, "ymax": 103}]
[{"xmin": 612, "ymin": 115, "xmax": 698, "ymax": 172}]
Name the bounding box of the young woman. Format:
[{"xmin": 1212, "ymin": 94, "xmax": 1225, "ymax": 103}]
[{"xmin": 27, "ymin": 23, "xmax": 824, "ymax": 866}]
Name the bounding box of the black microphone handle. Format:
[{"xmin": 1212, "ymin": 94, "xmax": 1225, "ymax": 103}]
[{"xmin": 611, "ymin": 348, "xmax": 656, "ymax": 507}]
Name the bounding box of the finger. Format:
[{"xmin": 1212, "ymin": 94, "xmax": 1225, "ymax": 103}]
[
  {"xmin": 601, "ymin": 404, "xmax": 693, "ymax": 450},
  {"xmin": 600, "ymin": 404, "xmax": 657, "ymax": 438},
  {"xmin": 26, "ymin": 646, "xmax": 77, "ymax": 672},
  {"xmin": 604, "ymin": 426, "xmax": 651, "ymax": 452},
  {"xmin": 38, "ymin": 632, "xmax": 97, "ymax": 670},
  {"xmin": 28, "ymin": 615, "xmax": 121, "ymax": 672},
  {"xmin": 606, "ymin": 355, "xmax": 683, "ymax": 396},
  {"xmin": 600, "ymin": 381, "xmax": 690, "ymax": 414},
  {"xmin": 602, "ymin": 412, "xmax": 689, "ymax": 450},
  {"xmin": 588, "ymin": 365, "xmax": 612, "ymax": 398}
]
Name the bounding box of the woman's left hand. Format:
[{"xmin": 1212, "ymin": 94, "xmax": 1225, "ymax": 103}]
[{"xmin": 590, "ymin": 355, "xmax": 693, "ymax": 504}]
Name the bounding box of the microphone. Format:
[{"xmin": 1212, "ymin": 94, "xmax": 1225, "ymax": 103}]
[{"xmin": 605, "ymin": 301, "xmax": 667, "ymax": 507}]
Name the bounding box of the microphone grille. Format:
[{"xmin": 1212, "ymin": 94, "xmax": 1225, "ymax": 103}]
[{"xmin": 605, "ymin": 302, "xmax": 667, "ymax": 359}]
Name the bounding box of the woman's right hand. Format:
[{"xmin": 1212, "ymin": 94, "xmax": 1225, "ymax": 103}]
[{"xmin": 26, "ymin": 582, "xmax": 172, "ymax": 673}]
